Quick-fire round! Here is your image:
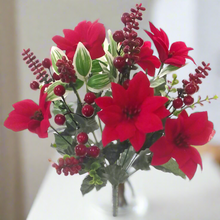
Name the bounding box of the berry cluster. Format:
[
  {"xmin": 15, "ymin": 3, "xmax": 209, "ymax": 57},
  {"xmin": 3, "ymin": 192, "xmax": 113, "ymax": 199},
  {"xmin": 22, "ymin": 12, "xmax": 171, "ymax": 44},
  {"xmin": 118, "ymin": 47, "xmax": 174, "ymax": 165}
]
[
  {"xmin": 75, "ymin": 132, "xmax": 100, "ymax": 158},
  {"xmin": 113, "ymin": 4, "xmax": 145, "ymax": 72},
  {"xmin": 52, "ymin": 157, "xmax": 81, "ymax": 176},
  {"xmin": 173, "ymin": 62, "xmax": 211, "ymax": 109},
  {"xmin": 54, "ymin": 56, "xmax": 76, "ymax": 83},
  {"xmin": 81, "ymin": 92, "xmax": 96, "ymax": 118},
  {"xmin": 22, "ymin": 49, "xmax": 52, "ymax": 90}
]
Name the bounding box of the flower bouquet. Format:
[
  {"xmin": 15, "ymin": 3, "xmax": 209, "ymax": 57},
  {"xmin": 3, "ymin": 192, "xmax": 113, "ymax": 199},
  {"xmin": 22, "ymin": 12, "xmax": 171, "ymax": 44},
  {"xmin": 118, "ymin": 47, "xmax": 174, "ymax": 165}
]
[{"xmin": 4, "ymin": 3, "xmax": 217, "ymax": 217}]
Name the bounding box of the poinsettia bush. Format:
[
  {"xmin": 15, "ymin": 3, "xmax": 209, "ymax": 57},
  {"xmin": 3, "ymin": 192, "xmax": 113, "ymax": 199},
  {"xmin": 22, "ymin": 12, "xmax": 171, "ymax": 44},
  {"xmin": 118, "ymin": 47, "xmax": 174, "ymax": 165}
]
[{"xmin": 4, "ymin": 3, "xmax": 217, "ymax": 201}]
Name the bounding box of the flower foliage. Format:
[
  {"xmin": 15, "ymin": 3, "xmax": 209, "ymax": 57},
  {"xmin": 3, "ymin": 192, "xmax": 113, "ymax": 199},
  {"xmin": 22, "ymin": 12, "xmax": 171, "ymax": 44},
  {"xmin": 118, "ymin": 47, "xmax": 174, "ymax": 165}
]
[
  {"xmin": 3, "ymin": 3, "xmax": 217, "ymax": 210},
  {"xmin": 150, "ymin": 110, "xmax": 215, "ymax": 179},
  {"xmin": 4, "ymin": 85, "xmax": 51, "ymax": 138},
  {"xmin": 96, "ymin": 72, "xmax": 169, "ymax": 151},
  {"xmin": 52, "ymin": 20, "xmax": 106, "ymax": 60}
]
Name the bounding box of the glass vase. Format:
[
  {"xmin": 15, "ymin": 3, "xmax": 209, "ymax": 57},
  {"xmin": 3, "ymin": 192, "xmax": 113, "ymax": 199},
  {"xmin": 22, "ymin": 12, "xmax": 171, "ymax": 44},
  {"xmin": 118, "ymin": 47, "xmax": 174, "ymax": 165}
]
[{"xmin": 84, "ymin": 181, "xmax": 149, "ymax": 219}]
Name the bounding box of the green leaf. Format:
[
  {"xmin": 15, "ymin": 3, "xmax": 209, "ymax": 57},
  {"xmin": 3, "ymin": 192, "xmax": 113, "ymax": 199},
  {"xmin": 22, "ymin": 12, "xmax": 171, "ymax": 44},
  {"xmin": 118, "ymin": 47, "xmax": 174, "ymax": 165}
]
[
  {"xmin": 108, "ymin": 29, "xmax": 118, "ymax": 57},
  {"xmin": 74, "ymin": 42, "xmax": 92, "ymax": 80},
  {"xmin": 54, "ymin": 133, "xmax": 72, "ymax": 150},
  {"xmin": 91, "ymin": 59, "xmax": 107, "ymax": 73},
  {"xmin": 153, "ymin": 158, "xmax": 186, "ymax": 179},
  {"xmin": 74, "ymin": 114, "xmax": 99, "ymax": 134},
  {"xmin": 103, "ymin": 141, "xmax": 129, "ymax": 165},
  {"xmin": 105, "ymin": 51, "xmax": 118, "ymax": 79},
  {"xmin": 150, "ymin": 78, "xmax": 165, "ymax": 88},
  {"xmin": 74, "ymin": 79, "xmax": 84, "ymax": 90},
  {"xmin": 51, "ymin": 46, "xmax": 66, "ymax": 75},
  {"xmin": 132, "ymin": 149, "xmax": 152, "ymax": 171},
  {"xmin": 105, "ymin": 164, "xmax": 129, "ymax": 185},
  {"xmin": 159, "ymin": 65, "xmax": 181, "ymax": 78},
  {"xmin": 87, "ymin": 74, "xmax": 111, "ymax": 93},
  {"xmin": 104, "ymin": 90, "xmax": 112, "ymax": 97},
  {"xmin": 117, "ymin": 147, "xmax": 136, "ymax": 168},
  {"xmin": 213, "ymin": 95, "xmax": 218, "ymax": 100},
  {"xmin": 80, "ymin": 175, "xmax": 95, "ymax": 195},
  {"xmin": 91, "ymin": 162, "xmax": 101, "ymax": 171},
  {"xmin": 95, "ymin": 168, "xmax": 107, "ymax": 191}
]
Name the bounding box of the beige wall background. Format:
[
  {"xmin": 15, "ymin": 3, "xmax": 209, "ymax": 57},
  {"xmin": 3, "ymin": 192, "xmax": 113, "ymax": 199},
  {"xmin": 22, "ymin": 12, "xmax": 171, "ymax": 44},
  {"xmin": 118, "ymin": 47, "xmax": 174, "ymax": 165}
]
[{"xmin": 1, "ymin": 0, "xmax": 219, "ymax": 219}]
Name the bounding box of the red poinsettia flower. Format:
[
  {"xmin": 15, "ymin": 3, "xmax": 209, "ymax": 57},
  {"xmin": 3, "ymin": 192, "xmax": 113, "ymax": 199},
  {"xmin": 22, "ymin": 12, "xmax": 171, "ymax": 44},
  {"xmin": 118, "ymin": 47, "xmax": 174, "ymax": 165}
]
[
  {"xmin": 96, "ymin": 72, "xmax": 170, "ymax": 151},
  {"xmin": 137, "ymin": 41, "xmax": 161, "ymax": 76},
  {"xmin": 52, "ymin": 20, "xmax": 106, "ymax": 60},
  {"xmin": 145, "ymin": 22, "xmax": 195, "ymax": 67},
  {"xmin": 150, "ymin": 110, "xmax": 215, "ymax": 179},
  {"xmin": 4, "ymin": 85, "xmax": 52, "ymax": 138}
]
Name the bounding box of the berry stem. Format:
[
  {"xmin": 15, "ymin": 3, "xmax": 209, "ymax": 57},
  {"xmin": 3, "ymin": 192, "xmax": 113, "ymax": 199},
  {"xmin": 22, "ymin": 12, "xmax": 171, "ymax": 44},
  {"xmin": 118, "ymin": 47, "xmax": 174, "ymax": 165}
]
[
  {"xmin": 92, "ymin": 131, "xmax": 98, "ymax": 144},
  {"xmin": 97, "ymin": 116, "xmax": 103, "ymax": 134},
  {"xmin": 61, "ymin": 96, "xmax": 79, "ymax": 128},
  {"xmin": 70, "ymin": 82, "xmax": 82, "ymax": 106},
  {"xmin": 50, "ymin": 125, "xmax": 72, "ymax": 147}
]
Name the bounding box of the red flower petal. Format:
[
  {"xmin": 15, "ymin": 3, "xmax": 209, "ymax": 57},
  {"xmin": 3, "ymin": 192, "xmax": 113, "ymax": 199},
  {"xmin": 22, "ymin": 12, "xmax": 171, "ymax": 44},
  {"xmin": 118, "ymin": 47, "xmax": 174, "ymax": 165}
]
[
  {"xmin": 129, "ymin": 130, "xmax": 146, "ymax": 152},
  {"xmin": 150, "ymin": 136, "xmax": 175, "ymax": 158},
  {"xmin": 111, "ymin": 82, "xmax": 128, "ymax": 108},
  {"xmin": 97, "ymin": 105, "xmax": 122, "ymax": 126},
  {"xmin": 136, "ymin": 112, "xmax": 163, "ymax": 133},
  {"xmin": 102, "ymin": 125, "xmax": 119, "ymax": 147},
  {"xmin": 179, "ymin": 159, "xmax": 198, "ymax": 180},
  {"xmin": 141, "ymin": 96, "xmax": 168, "ymax": 113},
  {"xmin": 95, "ymin": 96, "xmax": 114, "ymax": 109},
  {"xmin": 4, "ymin": 111, "xmax": 30, "ymax": 131},
  {"xmin": 127, "ymin": 72, "xmax": 153, "ymax": 107},
  {"xmin": 13, "ymin": 99, "xmax": 39, "ymax": 117},
  {"xmin": 115, "ymin": 121, "xmax": 136, "ymax": 142}
]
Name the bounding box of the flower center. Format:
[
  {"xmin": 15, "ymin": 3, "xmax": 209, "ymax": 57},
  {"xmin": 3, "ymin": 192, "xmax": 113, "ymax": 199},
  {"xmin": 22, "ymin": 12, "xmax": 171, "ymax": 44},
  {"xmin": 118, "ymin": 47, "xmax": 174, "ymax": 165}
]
[
  {"xmin": 174, "ymin": 133, "xmax": 188, "ymax": 148},
  {"xmin": 123, "ymin": 106, "xmax": 141, "ymax": 119},
  {"xmin": 168, "ymin": 51, "xmax": 174, "ymax": 58},
  {"xmin": 31, "ymin": 110, "xmax": 44, "ymax": 121}
]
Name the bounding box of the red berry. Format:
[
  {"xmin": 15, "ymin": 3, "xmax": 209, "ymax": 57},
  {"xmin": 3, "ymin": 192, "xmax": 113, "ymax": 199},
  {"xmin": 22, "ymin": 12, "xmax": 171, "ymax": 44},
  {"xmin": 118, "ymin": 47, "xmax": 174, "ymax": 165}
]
[
  {"xmin": 113, "ymin": 56, "xmax": 126, "ymax": 69},
  {"xmin": 185, "ymin": 83, "xmax": 197, "ymax": 95},
  {"xmin": 122, "ymin": 79, "xmax": 130, "ymax": 90},
  {"xmin": 54, "ymin": 114, "xmax": 66, "ymax": 125},
  {"xmin": 42, "ymin": 58, "xmax": 51, "ymax": 69},
  {"xmin": 75, "ymin": 144, "xmax": 87, "ymax": 157},
  {"xmin": 54, "ymin": 85, "xmax": 65, "ymax": 96},
  {"xmin": 113, "ymin": 30, "xmax": 125, "ymax": 42},
  {"xmin": 87, "ymin": 146, "xmax": 100, "ymax": 158},
  {"xmin": 135, "ymin": 37, "xmax": 144, "ymax": 47},
  {"xmin": 82, "ymin": 104, "xmax": 94, "ymax": 118},
  {"xmin": 173, "ymin": 98, "xmax": 183, "ymax": 109},
  {"xmin": 77, "ymin": 132, "xmax": 88, "ymax": 144},
  {"xmin": 53, "ymin": 72, "xmax": 60, "ymax": 81},
  {"xmin": 58, "ymin": 158, "xmax": 64, "ymax": 166},
  {"xmin": 183, "ymin": 95, "xmax": 194, "ymax": 105},
  {"xmin": 84, "ymin": 92, "xmax": 96, "ymax": 104},
  {"xmin": 121, "ymin": 13, "xmax": 130, "ymax": 24},
  {"xmin": 30, "ymin": 81, "xmax": 39, "ymax": 90}
]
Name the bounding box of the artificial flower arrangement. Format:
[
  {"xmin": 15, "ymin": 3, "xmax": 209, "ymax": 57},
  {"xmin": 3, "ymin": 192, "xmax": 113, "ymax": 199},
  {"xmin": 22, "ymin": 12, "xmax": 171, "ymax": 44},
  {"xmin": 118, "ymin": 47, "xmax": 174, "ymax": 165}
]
[{"xmin": 4, "ymin": 3, "xmax": 217, "ymax": 217}]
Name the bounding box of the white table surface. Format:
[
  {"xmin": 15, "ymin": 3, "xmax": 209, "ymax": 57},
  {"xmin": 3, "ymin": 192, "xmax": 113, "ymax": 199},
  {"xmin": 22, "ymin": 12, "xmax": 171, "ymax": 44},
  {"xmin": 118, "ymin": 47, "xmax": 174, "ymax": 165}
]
[{"xmin": 27, "ymin": 154, "xmax": 220, "ymax": 220}]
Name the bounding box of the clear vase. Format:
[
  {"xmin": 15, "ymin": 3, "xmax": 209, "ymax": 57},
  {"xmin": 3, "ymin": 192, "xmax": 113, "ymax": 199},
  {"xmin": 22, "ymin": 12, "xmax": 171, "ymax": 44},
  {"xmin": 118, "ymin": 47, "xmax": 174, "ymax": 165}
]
[{"xmin": 84, "ymin": 181, "xmax": 149, "ymax": 219}]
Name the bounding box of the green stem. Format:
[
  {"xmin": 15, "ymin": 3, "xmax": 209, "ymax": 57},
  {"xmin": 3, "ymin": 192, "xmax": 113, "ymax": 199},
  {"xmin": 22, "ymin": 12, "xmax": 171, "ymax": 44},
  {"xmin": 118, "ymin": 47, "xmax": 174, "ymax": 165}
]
[
  {"xmin": 61, "ymin": 96, "xmax": 78, "ymax": 128},
  {"xmin": 122, "ymin": 146, "xmax": 130, "ymax": 168},
  {"xmin": 157, "ymin": 63, "xmax": 164, "ymax": 76},
  {"xmin": 97, "ymin": 117, "xmax": 103, "ymax": 134},
  {"xmin": 112, "ymin": 184, "xmax": 119, "ymax": 217},
  {"xmin": 70, "ymin": 82, "xmax": 82, "ymax": 106},
  {"xmin": 92, "ymin": 131, "xmax": 98, "ymax": 144},
  {"xmin": 50, "ymin": 125, "xmax": 72, "ymax": 147}
]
